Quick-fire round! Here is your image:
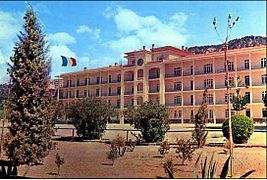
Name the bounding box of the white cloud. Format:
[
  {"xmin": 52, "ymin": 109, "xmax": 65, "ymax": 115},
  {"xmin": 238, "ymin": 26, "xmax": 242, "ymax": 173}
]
[
  {"xmin": 76, "ymin": 25, "xmax": 100, "ymax": 39},
  {"xmin": 0, "ymin": 11, "xmax": 22, "ymax": 84},
  {"xmin": 103, "ymin": 6, "xmax": 189, "ymax": 55},
  {"xmin": 47, "ymin": 32, "xmax": 76, "ymax": 45}
]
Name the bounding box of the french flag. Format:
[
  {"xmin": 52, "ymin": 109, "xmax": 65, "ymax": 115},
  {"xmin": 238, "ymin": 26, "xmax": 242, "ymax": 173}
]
[{"xmin": 61, "ymin": 56, "xmax": 77, "ymax": 67}]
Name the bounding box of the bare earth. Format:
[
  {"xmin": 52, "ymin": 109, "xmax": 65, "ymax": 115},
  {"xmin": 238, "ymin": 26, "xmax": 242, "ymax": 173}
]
[{"xmin": 18, "ymin": 141, "xmax": 266, "ymax": 178}]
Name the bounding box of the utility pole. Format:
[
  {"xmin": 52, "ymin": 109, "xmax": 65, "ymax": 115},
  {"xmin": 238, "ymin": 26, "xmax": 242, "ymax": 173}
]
[{"xmin": 213, "ymin": 13, "xmax": 239, "ymax": 178}]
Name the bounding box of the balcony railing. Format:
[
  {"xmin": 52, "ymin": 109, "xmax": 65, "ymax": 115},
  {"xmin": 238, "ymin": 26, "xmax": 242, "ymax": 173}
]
[
  {"xmin": 124, "ymin": 77, "xmax": 134, "ymax": 81},
  {"xmin": 252, "ymin": 82, "xmax": 265, "ymax": 86},
  {"xmin": 110, "ymin": 79, "xmax": 121, "ymax": 84},
  {"xmin": 251, "ymin": 65, "xmax": 265, "ymax": 70},
  {"xmin": 215, "ymin": 68, "xmax": 235, "ymax": 73},
  {"xmin": 108, "ymin": 92, "xmax": 120, "ymax": 96},
  {"xmin": 194, "ymin": 70, "xmax": 213, "ymax": 75},
  {"xmin": 252, "ymin": 99, "xmax": 264, "ymax": 103},
  {"xmin": 149, "ymin": 89, "xmax": 159, "ymax": 93},
  {"xmin": 101, "ymin": 80, "xmax": 108, "ymax": 84},
  {"xmin": 165, "ymin": 88, "xmax": 182, "ymax": 92},
  {"xmin": 183, "ymin": 71, "xmax": 193, "ymax": 76},
  {"xmin": 124, "ymin": 91, "xmax": 134, "ymax": 95},
  {"xmin": 166, "ymin": 103, "xmax": 182, "ymax": 106},
  {"xmin": 149, "ymin": 75, "xmax": 160, "ymax": 79},
  {"xmin": 165, "ymin": 73, "xmax": 181, "ymax": 78},
  {"xmin": 183, "ymin": 102, "xmax": 193, "ymax": 106},
  {"xmin": 183, "ymin": 87, "xmax": 193, "ymax": 91},
  {"xmin": 237, "ymin": 67, "xmax": 250, "ymax": 71}
]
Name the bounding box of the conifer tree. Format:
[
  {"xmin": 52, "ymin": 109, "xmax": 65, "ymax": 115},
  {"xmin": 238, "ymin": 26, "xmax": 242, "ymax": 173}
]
[
  {"xmin": 5, "ymin": 6, "xmax": 54, "ymax": 167},
  {"xmin": 192, "ymin": 89, "xmax": 208, "ymax": 148}
]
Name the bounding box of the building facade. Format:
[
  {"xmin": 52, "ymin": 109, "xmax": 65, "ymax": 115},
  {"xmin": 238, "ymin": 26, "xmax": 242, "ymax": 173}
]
[{"xmin": 59, "ymin": 45, "xmax": 267, "ymax": 124}]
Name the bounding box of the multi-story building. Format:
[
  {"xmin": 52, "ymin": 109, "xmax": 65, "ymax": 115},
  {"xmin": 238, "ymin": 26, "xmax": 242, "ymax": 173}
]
[{"xmin": 59, "ymin": 45, "xmax": 267, "ymax": 124}]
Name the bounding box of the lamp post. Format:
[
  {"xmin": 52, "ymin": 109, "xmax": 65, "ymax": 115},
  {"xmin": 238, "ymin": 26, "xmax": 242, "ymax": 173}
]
[{"xmin": 213, "ymin": 14, "xmax": 239, "ymax": 178}]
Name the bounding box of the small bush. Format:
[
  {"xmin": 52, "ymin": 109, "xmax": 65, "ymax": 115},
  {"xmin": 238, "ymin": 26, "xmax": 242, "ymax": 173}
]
[
  {"xmin": 222, "ymin": 115, "xmax": 254, "ymax": 144},
  {"xmin": 55, "ymin": 152, "xmax": 64, "ymax": 176},
  {"xmin": 176, "ymin": 138, "xmax": 195, "ymax": 165},
  {"xmin": 111, "ymin": 135, "xmax": 127, "ymax": 157},
  {"xmin": 158, "ymin": 140, "xmax": 170, "ymax": 157}
]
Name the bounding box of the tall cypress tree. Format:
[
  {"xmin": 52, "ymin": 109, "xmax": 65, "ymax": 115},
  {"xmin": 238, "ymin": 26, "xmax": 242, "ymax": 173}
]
[
  {"xmin": 6, "ymin": 6, "xmax": 54, "ymax": 166},
  {"xmin": 192, "ymin": 89, "xmax": 208, "ymax": 148}
]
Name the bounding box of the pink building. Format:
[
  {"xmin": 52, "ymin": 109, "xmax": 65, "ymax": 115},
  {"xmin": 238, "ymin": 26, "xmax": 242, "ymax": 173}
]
[{"xmin": 60, "ymin": 45, "xmax": 267, "ymax": 124}]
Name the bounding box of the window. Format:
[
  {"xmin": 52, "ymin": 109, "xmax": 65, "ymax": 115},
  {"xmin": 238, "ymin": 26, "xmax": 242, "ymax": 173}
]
[
  {"xmin": 174, "ymin": 82, "xmax": 182, "ymax": 91},
  {"xmin": 262, "ymin": 74, "xmax": 267, "ymax": 84},
  {"xmin": 96, "ymin": 77, "xmax": 100, "ymax": 84},
  {"xmin": 245, "ymin": 92, "xmax": 250, "ymax": 103},
  {"xmin": 204, "ymin": 64, "xmax": 213, "ymax": 73},
  {"xmin": 117, "ymin": 87, "xmax": 121, "ymax": 95},
  {"xmin": 225, "ymin": 93, "xmax": 234, "ymax": 103},
  {"xmin": 204, "ymin": 79, "xmax": 213, "ymax": 89},
  {"xmin": 109, "ymin": 75, "xmax": 112, "ymax": 83},
  {"xmin": 117, "ymin": 74, "xmax": 121, "ymax": 82},
  {"xmin": 156, "ymin": 84, "xmax": 160, "ymax": 92},
  {"xmin": 244, "ymin": 59, "xmax": 249, "ymax": 69},
  {"xmin": 227, "ymin": 61, "xmax": 234, "ymax": 71},
  {"xmin": 96, "ymin": 88, "xmax": 100, "ymax": 96},
  {"xmin": 108, "ymin": 100, "xmax": 111, "ymax": 106},
  {"xmin": 261, "ymin": 57, "xmax": 266, "ymax": 68},
  {"xmin": 225, "ymin": 76, "xmax": 235, "ymax": 87},
  {"xmin": 88, "ymin": 78, "xmax": 90, "ymax": 85},
  {"xmin": 76, "ymin": 90, "xmax": 79, "ymax": 98},
  {"xmin": 209, "ymin": 110, "xmax": 213, "ymax": 119},
  {"xmin": 77, "ymin": 79, "xmax": 80, "ymax": 86},
  {"xmin": 117, "ymin": 100, "xmax": 120, "ymax": 108},
  {"xmin": 131, "ymin": 86, "xmax": 134, "ymax": 93},
  {"xmin": 108, "ymin": 87, "xmax": 111, "ymax": 96},
  {"xmin": 206, "ymin": 94, "xmax": 213, "ymax": 104},
  {"xmin": 262, "ymin": 91, "xmax": 267, "ymax": 100},
  {"xmin": 69, "ymin": 91, "xmax": 72, "ymax": 98},
  {"xmin": 174, "ymin": 110, "xmax": 177, "ymax": 118},
  {"xmin": 69, "ymin": 80, "xmax": 72, "ymax": 87},
  {"xmin": 156, "ymin": 69, "xmax": 160, "ymax": 78},
  {"xmin": 190, "ymin": 81, "xmax": 194, "ymax": 90},
  {"xmin": 174, "ymin": 67, "xmax": 181, "ymax": 76},
  {"xmin": 174, "ymin": 96, "xmax": 182, "ymax": 105},
  {"xmin": 85, "ymin": 78, "xmax": 88, "ymax": 85},
  {"xmin": 131, "ymin": 98, "xmax": 134, "ymax": 106},
  {"xmin": 190, "ymin": 66, "xmax": 194, "ymax": 75},
  {"xmin": 245, "ymin": 76, "xmax": 250, "ymax": 86},
  {"xmin": 263, "ymin": 108, "xmax": 267, "ymax": 117},
  {"xmin": 190, "ymin": 95, "xmax": 194, "ymax": 105},
  {"xmin": 246, "ymin": 109, "xmax": 251, "ymax": 117},
  {"xmin": 178, "ymin": 110, "xmax": 182, "ymax": 118},
  {"xmin": 84, "ymin": 90, "xmax": 87, "ymax": 97},
  {"xmin": 191, "ymin": 110, "xmax": 194, "ymax": 119},
  {"xmin": 132, "ymin": 60, "xmax": 135, "ymax": 65}
]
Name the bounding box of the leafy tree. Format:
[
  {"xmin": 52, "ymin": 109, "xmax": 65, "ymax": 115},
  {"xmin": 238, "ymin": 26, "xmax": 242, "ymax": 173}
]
[
  {"xmin": 125, "ymin": 101, "xmax": 169, "ymax": 143},
  {"xmin": 68, "ymin": 97, "xmax": 115, "ymax": 139},
  {"xmin": 192, "ymin": 89, "xmax": 208, "ymax": 148},
  {"xmin": 0, "ymin": 84, "xmax": 9, "ymax": 110},
  {"xmin": 5, "ymin": 6, "xmax": 54, "ymax": 167}
]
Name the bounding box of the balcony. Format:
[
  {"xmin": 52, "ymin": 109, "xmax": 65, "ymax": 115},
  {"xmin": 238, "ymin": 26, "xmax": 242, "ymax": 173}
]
[
  {"xmin": 183, "ymin": 71, "xmax": 193, "ymax": 76},
  {"xmin": 194, "ymin": 70, "xmax": 213, "ymax": 75},
  {"xmin": 166, "ymin": 103, "xmax": 182, "ymax": 106},
  {"xmin": 149, "ymin": 75, "xmax": 160, "ymax": 79},
  {"xmin": 124, "ymin": 91, "xmax": 134, "ymax": 95},
  {"xmin": 215, "ymin": 68, "xmax": 235, "ymax": 73},
  {"xmin": 183, "ymin": 102, "xmax": 193, "ymax": 106},
  {"xmin": 108, "ymin": 92, "xmax": 120, "ymax": 96},
  {"xmin": 237, "ymin": 66, "xmax": 250, "ymax": 71},
  {"xmin": 252, "ymin": 82, "xmax": 265, "ymax": 86},
  {"xmin": 101, "ymin": 80, "xmax": 108, "ymax": 84},
  {"xmin": 124, "ymin": 77, "xmax": 134, "ymax": 82},
  {"xmin": 149, "ymin": 89, "xmax": 159, "ymax": 93},
  {"xmin": 251, "ymin": 65, "xmax": 265, "ymax": 70},
  {"xmin": 165, "ymin": 88, "xmax": 182, "ymax": 92},
  {"xmin": 89, "ymin": 82, "xmax": 100, "ymax": 85},
  {"xmin": 77, "ymin": 82, "xmax": 87, "ymax": 86},
  {"xmin": 165, "ymin": 73, "xmax": 181, "ymax": 78},
  {"xmin": 110, "ymin": 79, "xmax": 121, "ymax": 84},
  {"xmin": 70, "ymin": 84, "xmax": 75, "ymax": 87},
  {"xmin": 252, "ymin": 99, "xmax": 264, "ymax": 103},
  {"xmin": 183, "ymin": 87, "xmax": 193, "ymax": 91}
]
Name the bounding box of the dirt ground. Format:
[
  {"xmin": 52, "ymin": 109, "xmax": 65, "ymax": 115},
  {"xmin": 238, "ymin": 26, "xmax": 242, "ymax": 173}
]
[{"xmin": 18, "ymin": 141, "xmax": 266, "ymax": 178}]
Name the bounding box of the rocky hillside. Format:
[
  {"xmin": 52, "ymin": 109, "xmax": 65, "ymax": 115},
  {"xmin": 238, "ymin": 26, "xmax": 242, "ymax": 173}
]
[{"xmin": 188, "ymin": 36, "xmax": 266, "ymax": 54}]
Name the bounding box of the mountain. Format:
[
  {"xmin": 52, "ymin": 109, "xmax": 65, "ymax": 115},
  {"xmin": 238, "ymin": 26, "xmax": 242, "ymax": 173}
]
[{"xmin": 188, "ymin": 36, "xmax": 266, "ymax": 54}]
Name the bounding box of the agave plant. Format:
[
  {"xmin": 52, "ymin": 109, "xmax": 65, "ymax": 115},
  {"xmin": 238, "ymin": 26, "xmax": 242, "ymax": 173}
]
[{"xmin": 194, "ymin": 152, "xmax": 255, "ymax": 178}]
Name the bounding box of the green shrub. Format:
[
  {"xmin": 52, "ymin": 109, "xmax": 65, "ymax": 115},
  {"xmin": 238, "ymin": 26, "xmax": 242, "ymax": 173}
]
[
  {"xmin": 222, "ymin": 115, "xmax": 254, "ymax": 144},
  {"xmin": 176, "ymin": 138, "xmax": 195, "ymax": 165},
  {"xmin": 68, "ymin": 97, "xmax": 115, "ymax": 139},
  {"xmin": 125, "ymin": 101, "xmax": 169, "ymax": 143},
  {"xmin": 158, "ymin": 140, "xmax": 170, "ymax": 157}
]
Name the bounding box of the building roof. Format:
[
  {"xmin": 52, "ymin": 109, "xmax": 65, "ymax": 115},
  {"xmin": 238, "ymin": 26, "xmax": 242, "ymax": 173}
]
[{"xmin": 151, "ymin": 46, "xmax": 192, "ymax": 57}]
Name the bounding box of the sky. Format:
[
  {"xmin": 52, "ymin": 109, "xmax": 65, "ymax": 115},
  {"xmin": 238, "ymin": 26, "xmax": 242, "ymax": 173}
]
[{"xmin": 0, "ymin": 1, "xmax": 266, "ymax": 83}]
